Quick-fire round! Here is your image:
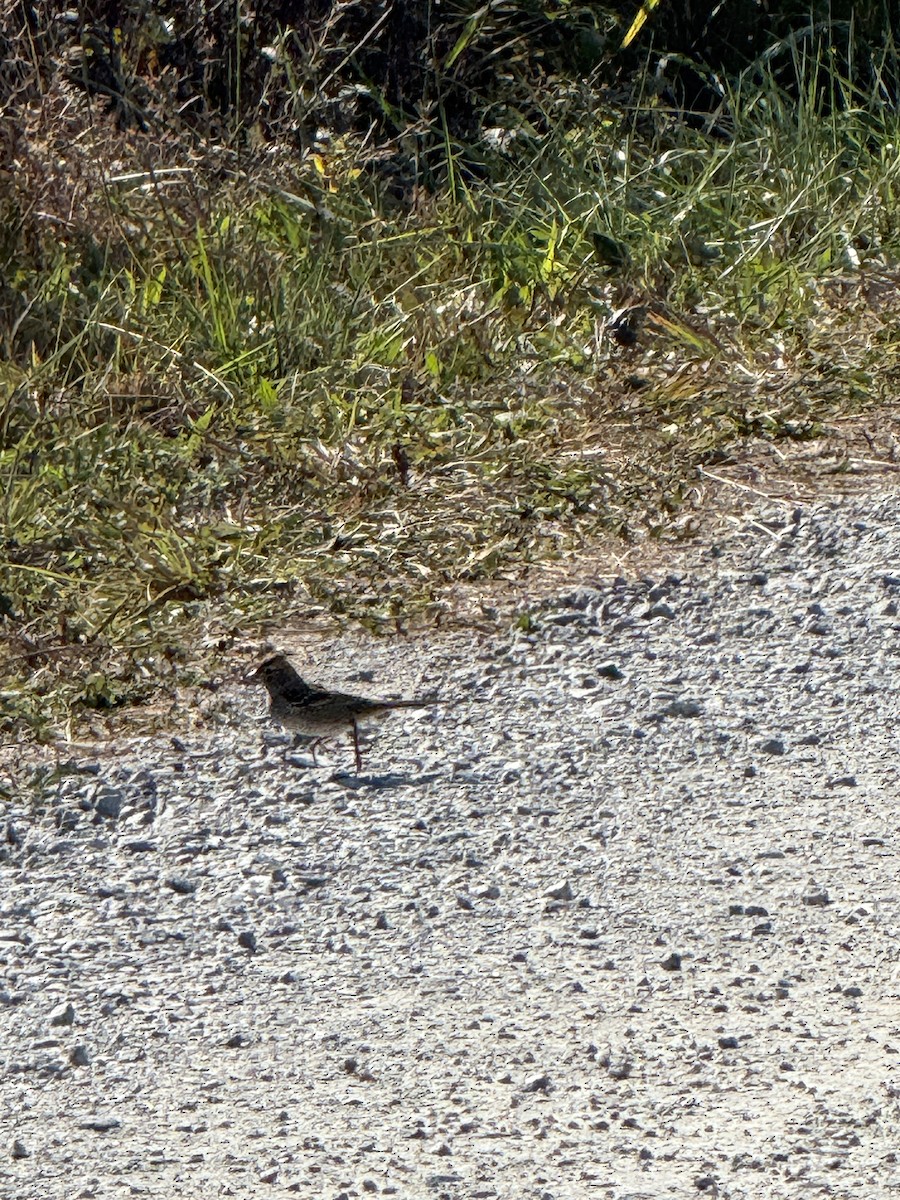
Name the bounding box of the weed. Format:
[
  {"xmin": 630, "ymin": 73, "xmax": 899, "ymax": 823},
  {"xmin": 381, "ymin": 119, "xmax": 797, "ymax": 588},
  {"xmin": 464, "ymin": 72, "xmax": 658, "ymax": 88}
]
[{"xmin": 2, "ymin": 21, "xmax": 900, "ymax": 733}]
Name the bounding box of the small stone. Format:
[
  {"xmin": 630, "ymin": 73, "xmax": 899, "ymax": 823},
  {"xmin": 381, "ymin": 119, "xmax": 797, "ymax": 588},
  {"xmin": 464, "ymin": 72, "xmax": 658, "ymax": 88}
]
[
  {"xmin": 760, "ymin": 738, "xmax": 786, "ymax": 756},
  {"xmin": 660, "ymin": 952, "xmax": 682, "ymax": 971},
  {"xmin": 10, "ymin": 1139, "xmax": 28, "ymax": 1159},
  {"xmin": 69, "ymin": 1045, "xmax": 90, "ymax": 1067},
  {"xmin": 597, "ymin": 662, "xmax": 625, "ymax": 680},
  {"xmin": 238, "ymin": 930, "xmax": 258, "ymax": 954},
  {"xmin": 605, "ymin": 1055, "xmax": 632, "ymax": 1080},
  {"xmin": 522, "ymin": 1074, "xmax": 552, "ymax": 1094},
  {"xmin": 718, "ymin": 1036, "xmax": 739, "ymax": 1049},
  {"xmin": 167, "ymin": 876, "xmax": 197, "ymax": 895},
  {"xmin": 49, "ymin": 1001, "xmax": 75, "ymax": 1027},
  {"xmin": 78, "ymin": 1117, "xmax": 121, "ymax": 1132},
  {"xmin": 285, "ymin": 789, "xmax": 315, "ymax": 806},
  {"xmin": 556, "ymin": 588, "xmax": 596, "ymax": 610},
  {"xmin": 54, "ymin": 808, "xmax": 80, "ymax": 832},
  {"xmin": 802, "ymin": 889, "xmax": 830, "ymax": 907},
  {"xmin": 93, "ymin": 786, "xmax": 125, "ymax": 820},
  {"xmin": 546, "ymin": 880, "xmax": 574, "ymax": 902},
  {"xmin": 96, "ymin": 883, "xmax": 126, "ymax": 899},
  {"xmin": 46, "ymin": 838, "xmax": 75, "ymax": 856},
  {"xmin": 646, "ymin": 602, "xmax": 675, "ymax": 620},
  {"xmin": 546, "ymin": 612, "xmax": 586, "ymax": 627},
  {"xmin": 663, "ymin": 699, "xmax": 702, "ymax": 718}
]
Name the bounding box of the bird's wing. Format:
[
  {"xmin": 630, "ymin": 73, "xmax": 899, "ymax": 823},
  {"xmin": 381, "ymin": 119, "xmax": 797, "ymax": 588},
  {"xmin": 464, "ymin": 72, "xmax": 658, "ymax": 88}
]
[
  {"xmin": 276, "ymin": 676, "xmax": 318, "ymax": 705},
  {"xmin": 307, "ymin": 686, "xmax": 375, "ymax": 714}
]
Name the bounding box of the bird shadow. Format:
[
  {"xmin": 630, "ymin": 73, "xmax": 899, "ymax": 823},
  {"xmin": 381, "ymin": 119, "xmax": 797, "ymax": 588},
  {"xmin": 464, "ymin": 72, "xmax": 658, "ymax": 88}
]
[{"xmin": 329, "ymin": 770, "xmax": 441, "ymax": 791}]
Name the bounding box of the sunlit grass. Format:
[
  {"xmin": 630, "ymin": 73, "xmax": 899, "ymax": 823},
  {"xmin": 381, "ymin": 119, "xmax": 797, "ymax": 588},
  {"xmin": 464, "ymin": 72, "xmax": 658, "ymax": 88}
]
[{"xmin": 3, "ymin": 50, "xmax": 900, "ymax": 734}]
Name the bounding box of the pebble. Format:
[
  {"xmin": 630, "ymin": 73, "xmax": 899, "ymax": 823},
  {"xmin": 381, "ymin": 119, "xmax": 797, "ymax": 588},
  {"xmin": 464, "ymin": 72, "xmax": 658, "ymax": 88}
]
[
  {"xmin": 237, "ymin": 930, "xmax": 258, "ymax": 954},
  {"xmin": 663, "ymin": 699, "xmax": 702, "ymax": 718},
  {"xmin": 92, "ymin": 786, "xmax": 125, "ymax": 821},
  {"xmin": 49, "ymin": 1002, "xmax": 75, "ymax": 1027},
  {"xmin": 166, "ymin": 876, "xmax": 197, "ymax": 895}
]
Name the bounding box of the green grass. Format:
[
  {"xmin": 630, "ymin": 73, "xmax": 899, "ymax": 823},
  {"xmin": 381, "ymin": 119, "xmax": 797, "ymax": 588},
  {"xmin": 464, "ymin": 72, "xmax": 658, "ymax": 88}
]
[{"xmin": 3, "ymin": 50, "xmax": 900, "ymax": 734}]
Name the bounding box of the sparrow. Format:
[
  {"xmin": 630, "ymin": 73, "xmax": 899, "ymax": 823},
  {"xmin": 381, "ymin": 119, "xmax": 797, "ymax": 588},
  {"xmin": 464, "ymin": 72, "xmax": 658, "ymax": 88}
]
[{"xmin": 248, "ymin": 654, "xmax": 431, "ymax": 772}]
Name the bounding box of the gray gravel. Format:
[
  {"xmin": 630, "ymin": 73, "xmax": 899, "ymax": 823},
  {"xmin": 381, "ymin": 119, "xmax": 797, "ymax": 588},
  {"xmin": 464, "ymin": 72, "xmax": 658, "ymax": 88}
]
[{"xmin": 2, "ymin": 489, "xmax": 899, "ymax": 1199}]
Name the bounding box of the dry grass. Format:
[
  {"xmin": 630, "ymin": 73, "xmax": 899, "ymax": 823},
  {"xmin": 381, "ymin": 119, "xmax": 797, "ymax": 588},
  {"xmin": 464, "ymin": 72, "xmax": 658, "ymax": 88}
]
[{"xmin": 3, "ymin": 17, "xmax": 900, "ymax": 735}]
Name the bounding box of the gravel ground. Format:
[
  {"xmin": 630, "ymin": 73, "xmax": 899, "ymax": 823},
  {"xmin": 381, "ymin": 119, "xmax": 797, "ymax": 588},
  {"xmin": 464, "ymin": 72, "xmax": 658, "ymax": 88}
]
[{"xmin": 2, "ymin": 488, "xmax": 899, "ymax": 1200}]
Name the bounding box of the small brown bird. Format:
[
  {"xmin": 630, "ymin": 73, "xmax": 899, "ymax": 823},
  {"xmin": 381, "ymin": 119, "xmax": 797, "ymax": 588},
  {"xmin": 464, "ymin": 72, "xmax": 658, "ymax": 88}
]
[{"xmin": 248, "ymin": 654, "xmax": 431, "ymax": 772}]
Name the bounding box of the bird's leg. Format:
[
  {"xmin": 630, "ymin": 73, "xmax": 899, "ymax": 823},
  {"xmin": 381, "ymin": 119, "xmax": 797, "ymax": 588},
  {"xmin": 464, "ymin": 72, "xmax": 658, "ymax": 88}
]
[
  {"xmin": 351, "ymin": 716, "xmax": 363, "ymax": 773},
  {"xmin": 291, "ymin": 732, "xmax": 319, "ymax": 765}
]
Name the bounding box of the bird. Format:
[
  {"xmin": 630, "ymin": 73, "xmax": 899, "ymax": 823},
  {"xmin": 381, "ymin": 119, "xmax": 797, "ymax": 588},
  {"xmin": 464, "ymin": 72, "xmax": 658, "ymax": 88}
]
[{"xmin": 248, "ymin": 653, "xmax": 431, "ymax": 772}]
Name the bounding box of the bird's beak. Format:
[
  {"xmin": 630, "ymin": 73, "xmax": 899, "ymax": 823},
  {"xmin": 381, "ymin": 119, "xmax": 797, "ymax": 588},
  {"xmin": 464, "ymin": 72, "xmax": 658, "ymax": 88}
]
[{"xmin": 242, "ymin": 665, "xmax": 262, "ymax": 685}]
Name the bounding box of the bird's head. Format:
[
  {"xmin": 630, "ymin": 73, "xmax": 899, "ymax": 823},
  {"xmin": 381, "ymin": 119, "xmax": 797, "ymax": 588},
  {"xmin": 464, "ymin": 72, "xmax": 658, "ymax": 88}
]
[{"xmin": 246, "ymin": 654, "xmax": 302, "ymax": 690}]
